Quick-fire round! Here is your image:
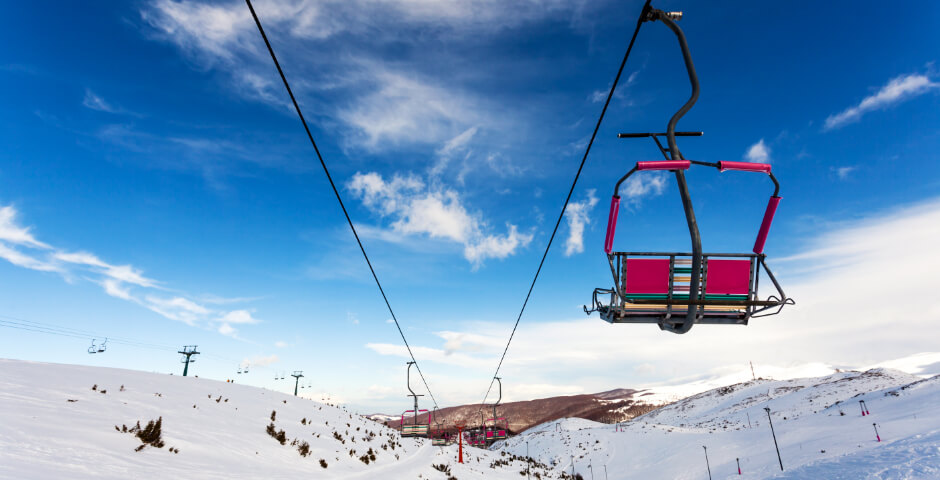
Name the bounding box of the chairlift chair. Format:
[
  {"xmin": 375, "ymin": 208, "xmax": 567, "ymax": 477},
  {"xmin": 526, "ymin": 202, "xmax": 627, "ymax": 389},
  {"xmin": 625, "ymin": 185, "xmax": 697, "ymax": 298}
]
[
  {"xmin": 485, "ymin": 417, "xmax": 509, "ymax": 441},
  {"xmin": 431, "ymin": 408, "xmax": 447, "ymax": 445},
  {"xmin": 97, "ymin": 338, "xmax": 107, "ymax": 353},
  {"xmin": 584, "ymin": 4, "xmax": 793, "ymax": 334},
  {"xmin": 87, "ymin": 339, "xmax": 98, "ymax": 354},
  {"xmin": 400, "ymin": 362, "xmax": 430, "ymax": 437},
  {"xmin": 484, "ymin": 377, "xmax": 509, "ymax": 442},
  {"xmin": 400, "ymin": 409, "xmax": 430, "ymax": 437}
]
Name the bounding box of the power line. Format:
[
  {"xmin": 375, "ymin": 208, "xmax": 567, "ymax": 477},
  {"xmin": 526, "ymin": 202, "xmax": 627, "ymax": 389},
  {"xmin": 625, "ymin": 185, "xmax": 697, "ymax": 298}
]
[
  {"xmin": 244, "ymin": 0, "xmax": 438, "ymax": 408},
  {"xmin": 477, "ymin": 0, "xmax": 653, "ymax": 410}
]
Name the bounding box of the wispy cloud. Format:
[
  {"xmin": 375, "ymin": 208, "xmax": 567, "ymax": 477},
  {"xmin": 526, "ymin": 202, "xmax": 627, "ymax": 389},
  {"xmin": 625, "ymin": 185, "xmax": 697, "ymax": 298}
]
[
  {"xmin": 0, "ymin": 204, "xmax": 260, "ymax": 335},
  {"xmin": 620, "ymin": 173, "xmax": 667, "ymax": 207},
  {"xmin": 589, "ymin": 70, "xmax": 639, "ymax": 103},
  {"xmin": 564, "ymin": 189, "xmax": 598, "ymax": 256},
  {"xmin": 744, "ymin": 138, "xmax": 770, "ymax": 163},
  {"xmin": 347, "ymin": 172, "xmax": 532, "ymax": 266},
  {"xmin": 824, "ymin": 72, "xmax": 939, "ymax": 130},
  {"xmin": 82, "ymin": 89, "xmax": 140, "ymax": 116},
  {"xmin": 138, "ymin": 0, "xmax": 588, "ymax": 158},
  {"xmin": 834, "ymin": 166, "xmax": 856, "ymax": 180},
  {"xmin": 242, "ymin": 353, "xmax": 280, "ymax": 367},
  {"xmin": 0, "ymin": 206, "xmax": 51, "ymax": 249},
  {"xmin": 337, "ymin": 65, "xmax": 492, "ymax": 150}
]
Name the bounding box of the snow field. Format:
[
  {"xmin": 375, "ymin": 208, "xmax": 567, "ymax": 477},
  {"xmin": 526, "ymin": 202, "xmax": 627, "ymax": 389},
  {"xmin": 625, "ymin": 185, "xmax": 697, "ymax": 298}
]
[
  {"xmin": 0, "ymin": 359, "xmax": 557, "ymax": 480},
  {"xmin": 497, "ymin": 370, "xmax": 940, "ymax": 479}
]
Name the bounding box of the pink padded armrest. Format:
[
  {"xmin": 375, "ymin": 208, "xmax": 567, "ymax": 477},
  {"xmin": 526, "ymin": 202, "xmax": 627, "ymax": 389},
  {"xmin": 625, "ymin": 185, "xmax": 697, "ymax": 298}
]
[
  {"xmin": 604, "ymin": 196, "xmax": 621, "ymax": 254},
  {"xmin": 636, "ymin": 160, "xmax": 691, "ymax": 171},
  {"xmin": 753, "ymin": 196, "xmax": 780, "ymax": 254},
  {"xmin": 705, "ymin": 259, "xmax": 751, "ymax": 295},
  {"xmin": 718, "ymin": 161, "xmax": 771, "ymax": 174},
  {"xmin": 624, "ymin": 259, "xmax": 671, "ymax": 294}
]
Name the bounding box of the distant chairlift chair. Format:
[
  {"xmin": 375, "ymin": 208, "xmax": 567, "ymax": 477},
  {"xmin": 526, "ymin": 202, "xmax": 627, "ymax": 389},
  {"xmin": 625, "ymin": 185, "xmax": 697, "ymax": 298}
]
[{"xmin": 400, "ymin": 361, "xmax": 431, "ymax": 438}]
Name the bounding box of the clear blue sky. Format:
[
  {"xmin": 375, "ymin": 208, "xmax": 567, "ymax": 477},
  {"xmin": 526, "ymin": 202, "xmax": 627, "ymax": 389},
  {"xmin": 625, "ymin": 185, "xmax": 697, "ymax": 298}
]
[{"xmin": 1, "ymin": 0, "xmax": 939, "ymax": 412}]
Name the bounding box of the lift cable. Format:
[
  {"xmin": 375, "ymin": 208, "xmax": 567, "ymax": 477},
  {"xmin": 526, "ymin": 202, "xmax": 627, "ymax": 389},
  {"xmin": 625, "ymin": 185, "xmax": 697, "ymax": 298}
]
[
  {"xmin": 0, "ymin": 314, "xmax": 274, "ymax": 372},
  {"xmin": 477, "ymin": 0, "xmax": 652, "ymax": 412},
  {"xmin": 244, "ymin": 0, "xmax": 439, "ymax": 408},
  {"xmin": 0, "ymin": 315, "xmax": 178, "ymax": 351}
]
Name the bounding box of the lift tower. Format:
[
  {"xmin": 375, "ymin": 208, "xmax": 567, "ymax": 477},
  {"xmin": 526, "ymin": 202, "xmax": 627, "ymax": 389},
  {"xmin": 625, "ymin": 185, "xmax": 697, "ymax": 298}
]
[
  {"xmin": 291, "ymin": 371, "xmax": 304, "ymax": 396},
  {"xmin": 179, "ymin": 345, "xmax": 200, "ymax": 376}
]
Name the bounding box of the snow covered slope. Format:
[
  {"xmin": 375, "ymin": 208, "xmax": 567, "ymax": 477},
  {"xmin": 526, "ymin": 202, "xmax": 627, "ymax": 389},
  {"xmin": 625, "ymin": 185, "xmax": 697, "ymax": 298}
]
[
  {"xmin": 0, "ymin": 359, "xmax": 558, "ymax": 480},
  {"xmin": 496, "ymin": 369, "xmax": 940, "ymax": 479}
]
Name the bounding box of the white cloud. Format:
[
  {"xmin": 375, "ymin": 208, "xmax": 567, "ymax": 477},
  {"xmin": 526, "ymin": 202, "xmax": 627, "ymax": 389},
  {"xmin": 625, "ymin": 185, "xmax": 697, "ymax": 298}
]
[
  {"xmin": 139, "ymin": 0, "xmax": 585, "ymax": 155},
  {"xmin": 462, "ymin": 224, "xmax": 532, "ymax": 266},
  {"xmin": 81, "ymin": 89, "xmax": 138, "ymax": 116},
  {"xmin": 564, "ymin": 189, "xmax": 598, "ymax": 256},
  {"xmin": 824, "ymin": 73, "xmax": 939, "ymax": 130},
  {"xmin": 101, "ymin": 278, "xmax": 132, "ymax": 300},
  {"xmin": 145, "ymin": 295, "xmax": 211, "ymax": 325},
  {"xmin": 620, "ymin": 173, "xmax": 667, "ymax": 205},
  {"xmin": 744, "ymin": 138, "xmax": 771, "ymax": 163},
  {"xmin": 82, "ymin": 90, "xmax": 115, "ymax": 112},
  {"xmin": 218, "ymin": 309, "xmax": 260, "ymax": 324},
  {"xmin": 218, "ymin": 323, "xmax": 237, "ymax": 337},
  {"xmin": 348, "ymin": 172, "xmax": 532, "ymax": 265},
  {"xmin": 243, "ymin": 354, "xmax": 280, "ymax": 367},
  {"xmin": 275, "ymin": 341, "xmax": 289, "ymax": 348},
  {"xmin": 0, "ymin": 243, "xmax": 60, "ymax": 273},
  {"xmin": 835, "ymin": 166, "xmax": 856, "ymax": 180},
  {"xmin": 338, "ymin": 67, "xmax": 488, "ymax": 149},
  {"xmin": 589, "ymin": 70, "xmax": 637, "ymax": 103},
  {"xmin": 437, "ymin": 126, "xmax": 478, "ymax": 158},
  {"xmin": 55, "ymin": 251, "xmax": 158, "ymax": 288},
  {"xmin": 431, "ymin": 126, "xmax": 479, "ymax": 178},
  {"xmin": 0, "ymin": 204, "xmax": 261, "ymax": 337},
  {"xmin": 0, "ymin": 206, "xmax": 51, "ymax": 249}
]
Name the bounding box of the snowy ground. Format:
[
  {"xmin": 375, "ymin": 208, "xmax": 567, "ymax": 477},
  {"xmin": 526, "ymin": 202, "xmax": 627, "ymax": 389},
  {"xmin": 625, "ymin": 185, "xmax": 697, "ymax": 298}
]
[
  {"xmin": 2, "ymin": 359, "xmax": 938, "ymax": 480},
  {"xmin": 497, "ymin": 369, "xmax": 940, "ymax": 479},
  {"xmin": 0, "ymin": 359, "xmax": 557, "ymax": 480}
]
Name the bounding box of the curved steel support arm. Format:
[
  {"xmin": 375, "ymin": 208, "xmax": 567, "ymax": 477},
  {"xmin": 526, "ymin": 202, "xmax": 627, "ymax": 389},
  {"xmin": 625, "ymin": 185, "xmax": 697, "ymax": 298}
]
[
  {"xmin": 646, "ymin": 9, "xmax": 700, "ymax": 161},
  {"xmin": 646, "ymin": 8, "xmax": 702, "ymax": 334}
]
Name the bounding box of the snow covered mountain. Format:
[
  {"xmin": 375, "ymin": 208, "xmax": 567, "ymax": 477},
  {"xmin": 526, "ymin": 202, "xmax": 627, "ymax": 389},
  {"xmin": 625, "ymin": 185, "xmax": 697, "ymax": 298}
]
[
  {"xmin": 497, "ymin": 368, "xmax": 940, "ymax": 479},
  {"xmin": 3, "ymin": 358, "xmax": 938, "ymax": 479},
  {"xmin": 0, "ymin": 359, "xmax": 559, "ymax": 480}
]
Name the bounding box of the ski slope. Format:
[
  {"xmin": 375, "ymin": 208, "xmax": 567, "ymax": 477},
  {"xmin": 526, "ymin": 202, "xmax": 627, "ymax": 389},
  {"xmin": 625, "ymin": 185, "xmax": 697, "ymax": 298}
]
[
  {"xmin": 0, "ymin": 359, "xmax": 556, "ymax": 480},
  {"xmin": 497, "ymin": 369, "xmax": 940, "ymax": 479}
]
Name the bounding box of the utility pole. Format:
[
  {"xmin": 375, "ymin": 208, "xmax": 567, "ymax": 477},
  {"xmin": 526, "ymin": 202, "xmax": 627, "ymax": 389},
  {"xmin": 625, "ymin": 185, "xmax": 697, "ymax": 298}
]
[
  {"xmin": 764, "ymin": 407, "xmax": 783, "ymax": 471},
  {"xmin": 750, "ymin": 361, "xmax": 756, "ymax": 381},
  {"xmin": 291, "ymin": 371, "xmax": 304, "ymax": 396},
  {"xmin": 604, "ymin": 465, "xmax": 608, "ymax": 480},
  {"xmin": 703, "ymin": 446, "xmax": 712, "ymax": 480},
  {"xmin": 571, "ymin": 456, "xmax": 575, "ymax": 477},
  {"xmin": 589, "ymin": 463, "xmax": 594, "ymax": 480},
  {"xmin": 178, "ymin": 345, "xmax": 200, "ymax": 376},
  {"xmin": 746, "ymin": 412, "xmax": 752, "ymax": 428}
]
